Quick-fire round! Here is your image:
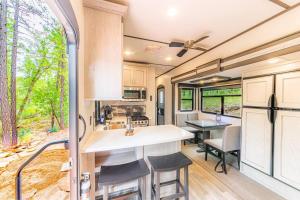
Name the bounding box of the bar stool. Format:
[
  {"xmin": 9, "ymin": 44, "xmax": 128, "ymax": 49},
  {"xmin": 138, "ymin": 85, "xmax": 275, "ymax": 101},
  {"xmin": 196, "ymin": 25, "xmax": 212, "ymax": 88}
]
[
  {"xmin": 148, "ymin": 152, "xmax": 192, "ymax": 200},
  {"xmin": 98, "ymin": 159, "xmax": 150, "ymax": 200}
]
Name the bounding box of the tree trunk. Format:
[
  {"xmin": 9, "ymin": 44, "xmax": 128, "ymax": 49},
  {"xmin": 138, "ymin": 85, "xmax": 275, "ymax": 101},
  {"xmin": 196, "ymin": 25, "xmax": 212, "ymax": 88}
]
[
  {"xmin": 59, "ymin": 57, "xmax": 65, "ymax": 130},
  {"xmin": 17, "ymin": 70, "xmax": 41, "ymax": 119},
  {"xmin": 11, "ymin": 0, "xmax": 20, "ymax": 146},
  {"xmin": 0, "ymin": 0, "xmax": 12, "ymax": 148}
]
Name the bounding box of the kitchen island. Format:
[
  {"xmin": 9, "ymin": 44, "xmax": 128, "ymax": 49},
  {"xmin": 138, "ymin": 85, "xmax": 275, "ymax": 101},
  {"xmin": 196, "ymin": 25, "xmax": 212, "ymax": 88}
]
[{"xmin": 80, "ymin": 125, "xmax": 193, "ymax": 199}]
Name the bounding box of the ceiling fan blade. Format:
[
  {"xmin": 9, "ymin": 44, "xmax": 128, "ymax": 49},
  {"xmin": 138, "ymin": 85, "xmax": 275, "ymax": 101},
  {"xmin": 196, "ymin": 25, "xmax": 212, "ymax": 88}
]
[
  {"xmin": 193, "ymin": 35, "xmax": 209, "ymax": 44},
  {"xmin": 169, "ymin": 41, "xmax": 185, "ymax": 47},
  {"xmin": 191, "ymin": 47, "xmax": 207, "ymax": 51},
  {"xmin": 177, "ymin": 48, "xmax": 188, "ymax": 57}
]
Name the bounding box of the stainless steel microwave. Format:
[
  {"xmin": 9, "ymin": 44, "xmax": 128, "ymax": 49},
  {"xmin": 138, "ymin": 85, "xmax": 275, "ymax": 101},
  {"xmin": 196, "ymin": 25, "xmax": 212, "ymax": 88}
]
[{"xmin": 122, "ymin": 87, "xmax": 146, "ymax": 101}]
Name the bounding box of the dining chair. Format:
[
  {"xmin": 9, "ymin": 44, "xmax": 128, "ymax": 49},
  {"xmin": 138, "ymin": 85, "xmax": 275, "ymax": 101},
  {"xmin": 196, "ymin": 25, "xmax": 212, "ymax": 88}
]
[
  {"xmin": 176, "ymin": 114, "xmax": 200, "ymax": 145},
  {"xmin": 204, "ymin": 125, "xmax": 241, "ymax": 174}
]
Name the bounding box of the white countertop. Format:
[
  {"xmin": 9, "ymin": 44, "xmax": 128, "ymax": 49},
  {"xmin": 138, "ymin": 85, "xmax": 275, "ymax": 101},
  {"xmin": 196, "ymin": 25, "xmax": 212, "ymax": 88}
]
[{"xmin": 81, "ymin": 125, "xmax": 194, "ymax": 153}]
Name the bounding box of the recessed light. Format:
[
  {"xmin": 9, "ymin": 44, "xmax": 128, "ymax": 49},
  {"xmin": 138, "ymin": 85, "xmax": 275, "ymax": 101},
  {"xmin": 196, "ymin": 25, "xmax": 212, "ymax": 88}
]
[
  {"xmin": 124, "ymin": 50, "xmax": 135, "ymax": 56},
  {"xmin": 167, "ymin": 8, "xmax": 177, "ymax": 17},
  {"xmin": 165, "ymin": 57, "xmax": 172, "ymax": 61},
  {"xmin": 268, "ymin": 58, "xmax": 280, "ymax": 64}
]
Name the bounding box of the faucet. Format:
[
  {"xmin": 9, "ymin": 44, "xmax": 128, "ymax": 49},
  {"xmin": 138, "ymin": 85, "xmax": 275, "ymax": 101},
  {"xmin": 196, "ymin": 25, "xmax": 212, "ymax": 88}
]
[{"xmin": 125, "ymin": 116, "xmax": 134, "ymax": 136}]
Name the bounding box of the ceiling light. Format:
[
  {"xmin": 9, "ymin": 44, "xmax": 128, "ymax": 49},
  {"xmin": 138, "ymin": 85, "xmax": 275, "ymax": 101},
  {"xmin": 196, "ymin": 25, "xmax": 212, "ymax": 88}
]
[
  {"xmin": 167, "ymin": 8, "xmax": 177, "ymax": 17},
  {"xmin": 165, "ymin": 57, "xmax": 172, "ymax": 61},
  {"xmin": 124, "ymin": 50, "xmax": 135, "ymax": 56},
  {"xmin": 268, "ymin": 58, "xmax": 280, "ymax": 64}
]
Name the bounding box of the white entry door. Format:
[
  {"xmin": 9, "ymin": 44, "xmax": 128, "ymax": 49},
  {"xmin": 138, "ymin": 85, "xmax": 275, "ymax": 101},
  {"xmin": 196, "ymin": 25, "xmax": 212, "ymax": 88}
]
[
  {"xmin": 241, "ymin": 108, "xmax": 272, "ymax": 174},
  {"xmin": 274, "ymin": 110, "xmax": 300, "ymax": 190},
  {"xmin": 276, "ymin": 71, "xmax": 300, "ymax": 109},
  {"xmin": 243, "ymin": 76, "xmax": 274, "ymax": 107}
]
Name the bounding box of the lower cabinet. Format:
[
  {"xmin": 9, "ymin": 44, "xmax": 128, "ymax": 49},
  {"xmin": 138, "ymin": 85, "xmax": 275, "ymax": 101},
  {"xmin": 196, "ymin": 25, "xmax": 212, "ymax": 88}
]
[
  {"xmin": 274, "ymin": 110, "xmax": 300, "ymax": 190},
  {"xmin": 241, "ymin": 108, "xmax": 272, "ymax": 175}
]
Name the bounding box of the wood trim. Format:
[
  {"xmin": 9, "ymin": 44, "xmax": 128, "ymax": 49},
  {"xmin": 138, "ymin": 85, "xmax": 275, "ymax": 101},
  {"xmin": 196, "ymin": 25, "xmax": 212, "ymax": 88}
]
[
  {"xmin": 83, "ymin": 0, "xmax": 128, "ymax": 16},
  {"xmin": 171, "ymin": 69, "xmax": 197, "ymax": 80},
  {"xmin": 172, "ymin": 84, "xmax": 175, "ymax": 124},
  {"xmin": 223, "ymin": 44, "xmax": 300, "ymax": 70},
  {"xmin": 196, "ymin": 58, "xmax": 221, "ymax": 69},
  {"xmin": 270, "ymin": 0, "xmax": 290, "ymax": 9},
  {"xmin": 156, "ymin": 3, "xmax": 300, "ymax": 78},
  {"xmin": 222, "ymin": 30, "xmax": 300, "ymax": 62},
  {"xmin": 124, "ymin": 35, "xmax": 169, "ymax": 45},
  {"xmin": 198, "ymin": 78, "xmax": 241, "ymax": 88},
  {"xmin": 178, "ymin": 83, "xmax": 199, "ymax": 88},
  {"xmin": 124, "ymin": 60, "xmax": 175, "ymax": 67},
  {"xmin": 172, "ymin": 68, "xmax": 220, "ymax": 84}
]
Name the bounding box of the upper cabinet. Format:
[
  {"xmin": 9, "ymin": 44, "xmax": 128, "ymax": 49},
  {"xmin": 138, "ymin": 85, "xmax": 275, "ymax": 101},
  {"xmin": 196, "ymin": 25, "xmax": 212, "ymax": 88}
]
[
  {"xmin": 123, "ymin": 65, "xmax": 147, "ymax": 88},
  {"xmin": 83, "ymin": 0, "xmax": 127, "ymax": 100}
]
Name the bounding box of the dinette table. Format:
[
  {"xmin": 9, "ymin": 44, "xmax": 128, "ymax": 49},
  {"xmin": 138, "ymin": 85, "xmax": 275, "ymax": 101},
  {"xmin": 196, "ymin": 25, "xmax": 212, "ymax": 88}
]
[{"xmin": 185, "ymin": 119, "xmax": 231, "ymax": 152}]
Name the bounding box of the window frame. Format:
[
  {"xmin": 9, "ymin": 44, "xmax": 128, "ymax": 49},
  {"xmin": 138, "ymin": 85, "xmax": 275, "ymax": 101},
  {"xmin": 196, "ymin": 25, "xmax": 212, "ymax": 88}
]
[
  {"xmin": 200, "ymin": 86, "xmax": 241, "ymax": 118},
  {"xmin": 178, "ymin": 87, "xmax": 195, "ymax": 112}
]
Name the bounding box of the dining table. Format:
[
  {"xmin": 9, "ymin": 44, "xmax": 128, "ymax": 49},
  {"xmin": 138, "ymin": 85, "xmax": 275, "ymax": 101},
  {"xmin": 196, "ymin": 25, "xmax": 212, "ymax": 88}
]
[{"xmin": 185, "ymin": 119, "xmax": 232, "ymax": 152}]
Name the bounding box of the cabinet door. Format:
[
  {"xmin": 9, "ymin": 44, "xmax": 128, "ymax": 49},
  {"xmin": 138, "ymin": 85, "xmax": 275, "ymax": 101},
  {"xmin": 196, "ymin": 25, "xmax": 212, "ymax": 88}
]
[
  {"xmin": 243, "ymin": 76, "xmax": 274, "ymax": 107},
  {"xmin": 132, "ymin": 68, "xmax": 146, "ymax": 87},
  {"xmin": 123, "ymin": 67, "xmax": 132, "ymax": 87},
  {"xmin": 241, "ymin": 108, "xmax": 272, "ymax": 174},
  {"xmin": 84, "ymin": 8, "xmax": 123, "ymax": 100},
  {"xmin": 274, "ymin": 111, "xmax": 300, "ymax": 190},
  {"xmin": 276, "ymin": 71, "xmax": 300, "ymax": 109}
]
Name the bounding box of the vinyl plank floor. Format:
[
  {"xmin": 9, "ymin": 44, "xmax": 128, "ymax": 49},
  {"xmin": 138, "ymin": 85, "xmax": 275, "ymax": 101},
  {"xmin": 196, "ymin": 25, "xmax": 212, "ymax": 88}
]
[{"xmin": 182, "ymin": 144, "xmax": 285, "ymax": 200}]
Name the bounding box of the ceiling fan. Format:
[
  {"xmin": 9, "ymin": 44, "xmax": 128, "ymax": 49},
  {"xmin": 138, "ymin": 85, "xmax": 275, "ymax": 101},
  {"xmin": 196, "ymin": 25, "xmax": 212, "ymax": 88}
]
[{"xmin": 169, "ymin": 36, "xmax": 209, "ymax": 57}]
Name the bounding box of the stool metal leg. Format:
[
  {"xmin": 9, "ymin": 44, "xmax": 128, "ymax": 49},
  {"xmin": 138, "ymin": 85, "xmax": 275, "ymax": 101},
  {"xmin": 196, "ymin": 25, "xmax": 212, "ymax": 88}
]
[
  {"xmin": 151, "ymin": 168, "xmax": 154, "ymax": 200},
  {"xmin": 103, "ymin": 185, "xmax": 109, "ymax": 200},
  {"xmin": 176, "ymin": 169, "xmax": 180, "ymax": 200},
  {"xmin": 184, "ymin": 166, "xmax": 189, "ymax": 200},
  {"xmin": 141, "ymin": 176, "xmax": 146, "ymax": 200},
  {"xmin": 155, "ymin": 172, "xmax": 160, "ymax": 200}
]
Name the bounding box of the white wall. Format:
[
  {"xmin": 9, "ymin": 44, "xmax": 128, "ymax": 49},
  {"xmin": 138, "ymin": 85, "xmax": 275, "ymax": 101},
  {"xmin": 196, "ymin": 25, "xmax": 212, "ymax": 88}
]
[
  {"xmin": 156, "ymin": 6, "xmax": 300, "ymax": 125},
  {"xmin": 70, "ymin": 0, "xmax": 95, "ymax": 146}
]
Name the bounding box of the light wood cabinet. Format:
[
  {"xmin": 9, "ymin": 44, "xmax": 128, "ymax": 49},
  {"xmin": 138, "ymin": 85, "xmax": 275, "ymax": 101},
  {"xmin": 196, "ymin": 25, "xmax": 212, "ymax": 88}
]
[
  {"xmin": 242, "ymin": 76, "xmax": 274, "ymax": 107},
  {"xmin": 84, "ymin": 6, "xmax": 125, "ymax": 100},
  {"xmin": 123, "ymin": 65, "xmax": 147, "ymax": 87},
  {"xmin": 274, "ymin": 110, "xmax": 300, "ymax": 190},
  {"xmin": 241, "ymin": 108, "xmax": 272, "ymax": 175}
]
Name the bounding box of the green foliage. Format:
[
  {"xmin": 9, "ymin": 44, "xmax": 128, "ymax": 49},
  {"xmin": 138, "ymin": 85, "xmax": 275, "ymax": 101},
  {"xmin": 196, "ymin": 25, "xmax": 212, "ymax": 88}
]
[
  {"xmin": 203, "ymin": 88, "xmax": 241, "ymax": 96},
  {"xmin": 48, "ymin": 126, "xmax": 59, "ymax": 133},
  {"xmin": 18, "ymin": 128, "xmax": 32, "ymax": 143},
  {"xmin": 0, "ymin": 0, "xmax": 70, "ymax": 142}
]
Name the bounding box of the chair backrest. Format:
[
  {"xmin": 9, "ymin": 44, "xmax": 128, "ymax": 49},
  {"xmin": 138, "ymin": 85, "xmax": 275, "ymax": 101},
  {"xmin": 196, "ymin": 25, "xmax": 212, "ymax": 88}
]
[
  {"xmin": 187, "ymin": 113, "xmax": 198, "ymax": 121},
  {"xmin": 222, "ymin": 125, "xmax": 241, "ymax": 152},
  {"xmin": 176, "ymin": 114, "xmax": 188, "ymax": 127}
]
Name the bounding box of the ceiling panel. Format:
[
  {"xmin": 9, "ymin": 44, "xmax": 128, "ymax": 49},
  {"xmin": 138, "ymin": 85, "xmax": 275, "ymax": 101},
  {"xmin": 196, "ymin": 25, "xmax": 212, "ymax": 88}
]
[
  {"xmin": 281, "ymin": 0, "xmax": 300, "ymax": 6},
  {"xmin": 122, "ymin": 0, "xmax": 284, "ymax": 75},
  {"xmin": 123, "ymin": 37, "xmax": 201, "ymax": 66}
]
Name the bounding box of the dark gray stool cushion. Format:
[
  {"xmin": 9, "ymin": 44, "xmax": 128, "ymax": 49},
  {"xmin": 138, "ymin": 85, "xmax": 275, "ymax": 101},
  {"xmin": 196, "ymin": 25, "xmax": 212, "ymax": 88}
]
[
  {"xmin": 148, "ymin": 152, "xmax": 192, "ymax": 172},
  {"xmin": 99, "ymin": 159, "xmax": 150, "ymax": 186}
]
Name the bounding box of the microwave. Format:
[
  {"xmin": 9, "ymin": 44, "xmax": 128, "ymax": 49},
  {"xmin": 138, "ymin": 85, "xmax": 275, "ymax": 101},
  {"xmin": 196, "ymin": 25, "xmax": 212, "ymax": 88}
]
[{"xmin": 123, "ymin": 87, "xmax": 146, "ymax": 101}]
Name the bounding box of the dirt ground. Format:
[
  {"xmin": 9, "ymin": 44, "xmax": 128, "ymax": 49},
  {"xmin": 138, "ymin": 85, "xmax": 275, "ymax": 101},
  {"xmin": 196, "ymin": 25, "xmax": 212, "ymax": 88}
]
[{"xmin": 0, "ymin": 130, "xmax": 70, "ymax": 200}]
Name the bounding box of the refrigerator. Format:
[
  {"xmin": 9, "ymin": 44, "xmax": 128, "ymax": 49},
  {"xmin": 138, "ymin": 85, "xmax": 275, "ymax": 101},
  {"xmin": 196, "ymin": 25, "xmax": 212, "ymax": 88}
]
[{"xmin": 241, "ymin": 71, "xmax": 300, "ymax": 190}]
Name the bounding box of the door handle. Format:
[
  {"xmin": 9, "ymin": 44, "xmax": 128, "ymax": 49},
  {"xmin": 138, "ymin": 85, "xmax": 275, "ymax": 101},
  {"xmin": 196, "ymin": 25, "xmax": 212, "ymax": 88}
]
[
  {"xmin": 268, "ymin": 94, "xmax": 274, "ymax": 107},
  {"xmin": 79, "ymin": 114, "xmax": 86, "ymax": 142},
  {"xmin": 267, "ymin": 109, "xmax": 274, "ymax": 124}
]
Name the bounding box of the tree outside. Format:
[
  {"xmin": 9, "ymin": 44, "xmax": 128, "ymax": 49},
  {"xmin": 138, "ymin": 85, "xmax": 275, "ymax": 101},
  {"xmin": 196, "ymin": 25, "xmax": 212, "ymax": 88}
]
[{"xmin": 0, "ymin": 0, "xmax": 70, "ymax": 199}]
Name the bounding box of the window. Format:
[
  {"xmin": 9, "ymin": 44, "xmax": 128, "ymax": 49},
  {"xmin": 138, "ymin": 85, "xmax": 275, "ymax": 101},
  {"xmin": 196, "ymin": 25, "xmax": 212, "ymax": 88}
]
[
  {"xmin": 201, "ymin": 87, "xmax": 241, "ymax": 117},
  {"xmin": 179, "ymin": 88, "xmax": 194, "ymax": 111}
]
